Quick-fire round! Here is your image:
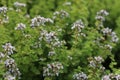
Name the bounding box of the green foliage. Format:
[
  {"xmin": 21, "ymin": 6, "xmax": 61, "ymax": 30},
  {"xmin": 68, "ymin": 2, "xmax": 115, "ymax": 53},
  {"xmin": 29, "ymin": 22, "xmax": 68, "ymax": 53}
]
[{"xmin": 0, "ymin": 0, "xmax": 120, "ymax": 80}]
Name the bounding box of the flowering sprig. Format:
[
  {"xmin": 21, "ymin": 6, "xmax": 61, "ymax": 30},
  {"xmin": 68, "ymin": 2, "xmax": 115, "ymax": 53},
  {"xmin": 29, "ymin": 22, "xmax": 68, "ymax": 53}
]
[
  {"xmin": 102, "ymin": 74, "xmax": 120, "ymax": 80},
  {"xmin": 53, "ymin": 10, "xmax": 69, "ymax": 19},
  {"xmin": 4, "ymin": 58, "xmax": 21, "ymax": 79},
  {"xmin": 71, "ymin": 19, "xmax": 86, "ymax": 38},
  {"xmin": 43, "ymin": 62, "xmax": 63, "ymax": 76},
  {"xmin": 95, "ymin": 10, "xmax": 109, "ymax": 22},
  {"xmin": 100, "ymin": 27, "xmax": 118, "ymax": 50},
  {"xmin": 95, "ymin": 10, "xmax": 109, "ymax": 28},
  {"xmin": 15, "ymin": 23, "xmax": 26, "ymax": 30},
  {"xmin": 101, "ymin": 27, "xmax": 118, "ymax": 43},
  {"xmin": 2, "ymin": 43, "xmax": 15, "ymax": 55},
  {"xmin": 94, "ymin": 10, "xmax": 119, "ymax": 51},
  {"xmin": 39, "ymin": 30, "xmax": 65, "ymax": 47},
  {"xmin": 0, "ymin": 6, "xmax": 7, "ymax": 14},
  {"xmin": 38, "ymin": 30, "xmax": 65, "ymax": 57},
  {"xmin": 71, "ymin": 19, "xmax": 85, "ymax": 32},
  {"xmin": 1, "ymin": 43, "xmax": 21, "ymax": 80},
  {"xmin": 48, "ymin": 51, "xmax": 56, "ymax": 56},
  {"xmin": 73, "ymin": 72, "xmax": 88, "ymax": 80},
  {"xmin": 0, "ymin": 6, "xmax": 9, "ymax": 24},
  {"xmin": 30, "ymin": 16, "xmax": 53, "ymax": 27},
  {"xmin": 14, "ymin": 2, "xmax": 26, "ymax": 8},
  {"xmin": 13, "ymin": 2, "xmax": 26, "ymax": 12},
  {"xmin": 88, "ymin": 56, "xmax": 104, "ymax": 69},
  {"xmin": 111, "ymin": 32, "xmax": 119, "ymax": 43},
  {"xmin": 3, "ymin": 74, "xmax": 15, "ymax": 80},
  {"xmin": 101, "ymin": 27, "xmax": 112, "ymax": 35}
]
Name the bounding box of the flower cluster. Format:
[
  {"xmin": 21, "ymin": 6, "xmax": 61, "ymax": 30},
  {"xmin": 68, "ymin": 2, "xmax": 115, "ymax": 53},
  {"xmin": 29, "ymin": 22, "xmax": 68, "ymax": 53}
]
[
  {"xmin": 94, "ymin": 27, "xmax": 119, "ymax": 50},
  {"xmin": 14, "ymin": 2, "xmax": 26, "ymax": 8},
  {"xmin": 40, "ymin": 30, "xmax": 56, "ymax": 43},
  {"xmin": 100, "ymin": 27, "xmax": 119, "ymax": 49},
  {"xmin": 43, "ymin": 62, "xmax": 63, "ymax": 76},
  {"xmin": 101, "ymin": 27, "xmax": 112, "ymax": 35},
  {"xmin": 95, "ymin": 10, "xmax": 109, "ymax": 21},
  {"xmin": 30, "ymin": 16, "xmax": 53, "ymax": 27},
  {"xmin": 0, "ymin": 6, "xmax": 9, "ymax": 24},
  {"xmin": 48, "ymin": 51, "xmax": 56, "ymax": 56},
  {"xmin": 101, "ymin": 27, "xmax": 119, "ymax": 42},
  {"xmin": 88, "ymin": 56, "xmax": 104, "ymax": 68},
  {"xmin": 2, "ymin": 43, "xmax": 15, "ymax": 55},
  {"xmin": 102, "ymin": 74, "xmax": 120, "ymax": 80},
  {"xmin": 1, "ymin": 43, "xmax": 21, "ymax": 80},
  {"xmin": 95, "ymin": 10, "xmax": 109, "ymax": 28},
  {"xmin": 94, "ymin": 56, "xmax": 104, "ymax": 63},
  {"xmin": 71, "ymin": 19, "xmax": 86, "ymax": 37},
  {"xmin": 4, "ymin": 58, "xmax": 21, "ymax": 79},
  {"xmin": 37, "ymin": 30, "xmax": 65, "ymax": 57},
  {"xmin": 73, "ymin": 72, "xmax": 88, "ymax": 80},
  {"xmin": 13, "ymin": 2, "xmax": 26, "ymax": 12},
  {"xmin": 4, "ymin": 74, "xmax": 15, "ymax": 80},
  {"xmin": 39, "ymin": 30, "xmax": 65, "ymax": 47},
  {"xmin": 15, "ymin": 23, "xmax": 26, "ymax": 30},
  {"xmin": 111, "ymin": 32, "xmax": 119, "ymax": 43},
  {"xmin": 0, "ymin": 6, "xmax": 7, "ymax": 14},
  {"xmin": 53, "ymin": 10, "xmax": 69, "ymax": 19},
  {"xmin": 71, "ymin": 19, "xmax": 84, "ymax": 31}
]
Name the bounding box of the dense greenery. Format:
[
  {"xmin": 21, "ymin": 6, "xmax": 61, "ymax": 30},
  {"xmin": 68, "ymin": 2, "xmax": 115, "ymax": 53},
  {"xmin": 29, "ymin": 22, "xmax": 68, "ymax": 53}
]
[{"xmin": 0, "ymin": 0, "xmax": 120, "ymax": 80}]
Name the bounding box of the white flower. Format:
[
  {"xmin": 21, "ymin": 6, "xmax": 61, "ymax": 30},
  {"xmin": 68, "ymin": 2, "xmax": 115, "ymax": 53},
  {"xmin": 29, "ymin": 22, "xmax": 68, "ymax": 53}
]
[
  {"xmin": 4, "ymin": 75, "xmax": 15, "ymax": 80},
  {"xmin": 14, "ymin": 2, "xmax": 26, "ymax": 8},
  {"xmin": 0, "ymin": 52, "xmax": 5, "ymax": 58},
  {"xmin": 115, "ymin": 74, "xmax": 120, "ymax": 80},
  {"xmin": 4, "ymin": 58, "xmax": 21, "ymax": 79},
  {"xmin": 101, "ymin": 27, "xmax": 112, "ymax": 35},
  {"xmin": 89, "ymin": 60, "xmax": 96, "ymax": 67},
  {"xmin": 60, "ymin": 10, "xmax": 69, "ymax": 18},
  {"xmin": 5, "ymin": 58, "xmax": 15, "ymax": 68},
  {"xmin": 30, "ymin": 16, "xmax": 53, "ymax": 27},
  {"xmin": 102, "ymin": 75, "xmax": 111, "ymax": 80},
  {"xmin": 88, "ymin": 56, "xmax": 104, "ymax": 68},
  {"xmin": 94, "ymin": 56, "xmax": 104, "ymax": 63},
  {"xmin": 48, "ymin": 51, "xmax": 56, "ymax": 56},
  {"xmin": 15, "ymin": 23, "xmax": 26, "ymax": 30},
  {"xmin": 0, "ymin": 6, "xmax": 7, "ymax": 14},
  {"xmin": 95, "ymin": 10, "xmax": 109, "ymax": 22},
  {"xmin": 97, "ymin": 10, "xmax": 109, "ymax": 16},
  {"xmin": 2, "ymin": 43, "xmax": 15, "ymax": 55},
  {"xmin": 95, "ymin": 16, "xmax": 105, "ymax": 21},
  {"xmin": 111, "ymin": 32, "xmax": 119, "ymax": 43},
  {"xmin": 53, "ymin": 10, "xmax": 69, "ymax": 19},
  {"xmin": 43, "ymin": 62, "xmax": 63, "ymax": 76},
  {"xmin": 73, "ymin": 72, "xmax": 88, "ymax": 80},
  {"xmin": 53, "ymin": 41, "xmax": 63, "ymax": 47},
  {"xmin": 71, "ymin": 19, "xmax": 85, "ymax": 32},
  {"xmin": 45, "ymin": 32, "xmax": 56, "ymax": 43}
]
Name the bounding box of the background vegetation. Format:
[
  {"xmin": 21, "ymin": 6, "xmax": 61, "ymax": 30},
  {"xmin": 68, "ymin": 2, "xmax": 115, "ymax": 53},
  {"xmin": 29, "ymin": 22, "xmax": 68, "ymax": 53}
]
[{"xmin": 0, "ymin": 0, "xmax": 120, "ymax": 80}]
